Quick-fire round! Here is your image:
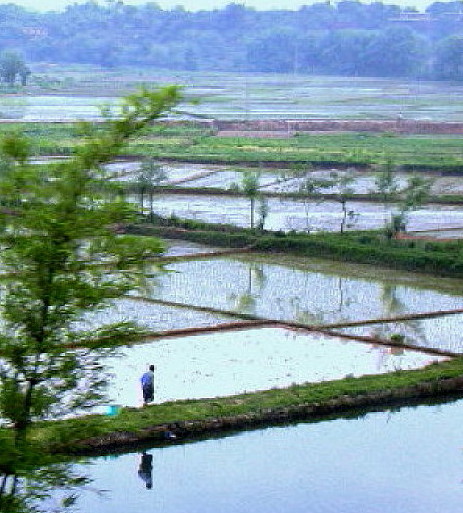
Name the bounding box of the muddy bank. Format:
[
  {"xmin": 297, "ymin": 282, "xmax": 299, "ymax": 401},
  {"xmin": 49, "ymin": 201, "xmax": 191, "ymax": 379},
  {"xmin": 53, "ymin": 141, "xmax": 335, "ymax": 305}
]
[{"xmin": 70, "ymin": 374, "xmax": 463, "ymax": 454}]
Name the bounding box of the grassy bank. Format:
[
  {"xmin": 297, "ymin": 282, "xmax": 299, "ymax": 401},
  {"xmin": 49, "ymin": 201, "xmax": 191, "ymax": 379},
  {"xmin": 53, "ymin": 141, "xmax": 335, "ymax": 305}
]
[
  {"xmin": 121, "ymin": 183, "xmax": 463, "ymax": 205},
  {"xmin": 127, "ymin": 218, "xmax": 463, "ymax": 278},
  {"xmin": 136, "ymin": 132, "xmax": 463, "ymax": 173},
  {"xmin": 2, "ymin": 122, "xmax": 463, "ymax": 172},
  {"xmin": 27, "ymin": 356, "xmax": 463, "ymax": 454}
]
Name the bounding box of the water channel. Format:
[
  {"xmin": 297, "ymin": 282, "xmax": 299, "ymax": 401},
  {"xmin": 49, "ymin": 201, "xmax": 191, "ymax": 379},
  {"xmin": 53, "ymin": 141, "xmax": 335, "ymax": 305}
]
[{"xmin": 53, "ymin": 398, "xmax": 463, "ymax": 513}]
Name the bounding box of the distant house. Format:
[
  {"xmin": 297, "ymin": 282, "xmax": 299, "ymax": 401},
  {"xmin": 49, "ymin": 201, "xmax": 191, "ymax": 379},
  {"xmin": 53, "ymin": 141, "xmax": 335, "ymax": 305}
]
[{"xmin": 21, "ymin": 27, "xmax": 48, "ymax": 38}]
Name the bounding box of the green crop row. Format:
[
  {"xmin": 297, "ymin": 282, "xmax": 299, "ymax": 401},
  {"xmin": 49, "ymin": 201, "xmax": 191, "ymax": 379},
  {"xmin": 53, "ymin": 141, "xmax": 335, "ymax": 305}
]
[{"xmin": 1, "ymin": 122, "xmax": 463, "ymax": 171}]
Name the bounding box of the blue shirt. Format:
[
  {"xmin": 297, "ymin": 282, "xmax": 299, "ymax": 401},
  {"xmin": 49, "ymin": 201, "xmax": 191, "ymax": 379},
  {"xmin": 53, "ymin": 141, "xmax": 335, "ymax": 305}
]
[{"xmin": 141, "ymin": 371, "xmax": 154, "ymax": 387}]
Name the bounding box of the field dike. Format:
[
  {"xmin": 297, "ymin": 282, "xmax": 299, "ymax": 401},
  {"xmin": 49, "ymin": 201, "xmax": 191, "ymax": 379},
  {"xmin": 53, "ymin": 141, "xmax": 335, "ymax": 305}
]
[
  {"xmin": 38, "ymin": 314, "xmax": 463, "ymax": 455},
  {"xmin": 212, "ymin": 119, "xmax": 463, "ymax": 135},
  {"xmin": 65, "ymin": 372, "xmax": 463, "ymax": 454}
]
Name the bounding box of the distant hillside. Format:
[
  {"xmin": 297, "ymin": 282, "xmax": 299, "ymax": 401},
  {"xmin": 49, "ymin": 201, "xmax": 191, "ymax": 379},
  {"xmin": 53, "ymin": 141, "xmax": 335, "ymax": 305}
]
[{"xmin": 2, "ymin": 1, "xmax": 463, "ymax": 79}]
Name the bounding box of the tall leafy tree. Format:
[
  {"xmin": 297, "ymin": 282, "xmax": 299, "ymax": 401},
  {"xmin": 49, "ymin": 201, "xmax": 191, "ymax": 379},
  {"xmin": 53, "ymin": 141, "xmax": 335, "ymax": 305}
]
[{"xmin": 0, "ymin": 86, "xmax": 181, "ymax": 511}]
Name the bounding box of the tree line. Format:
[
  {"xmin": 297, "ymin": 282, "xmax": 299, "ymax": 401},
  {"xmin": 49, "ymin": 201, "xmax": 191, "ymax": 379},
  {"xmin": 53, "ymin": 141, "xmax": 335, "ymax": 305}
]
[{"xmin": 2, "ymin": 1, "xmax": 463, "ymax": 79}]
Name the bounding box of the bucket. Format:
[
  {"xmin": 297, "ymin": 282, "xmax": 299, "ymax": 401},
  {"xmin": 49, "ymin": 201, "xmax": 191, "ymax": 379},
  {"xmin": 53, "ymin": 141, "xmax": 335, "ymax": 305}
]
[{"xmin": 106, "ymin": 404, "xmax": 121, "ymax": 416}]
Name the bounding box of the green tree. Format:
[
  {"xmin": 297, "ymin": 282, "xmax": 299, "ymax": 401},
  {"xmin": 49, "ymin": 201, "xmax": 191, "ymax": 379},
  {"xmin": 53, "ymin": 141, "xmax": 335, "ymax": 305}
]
[
  {"xmin": 375, "ymin": 156, "xmax": 399, "ymax": 205},
  {"xmin": 298, "ymin": 171, "xmax": 334, "ymax": 232},
  {"xmin": 374, "ymin": 156, "xmax": 400, "ymax": 234},
  {"xmin": 0, "ymin": 51, "xmax": 30, "ymax": 87},
  {"xmin": 241, "ymin": 170, "xmax": 260, "ymax": 229},
  {"xmin": 363, "ymin": 27, "xmax": 428, "ymax": 77},
  {"xmin": 333, "ymin": 171, "xmax": 356, "ymax": 233},
  {"xmin": 0, "ymin": 86, "xmax": 181, "ymax": 511},
  {"xmin": 257, "ymin": 196, "xmax": 269, "ymax": 231},
  {"xmin": 434, "ymin": 35, "xmax": 463, "ymax": 79},
  {"xmin": 385, "ymin": 174, "xmax": 432, "ymax": 238},
  {"xmin": 136, "ymin": 158, "xmax": 167, "ymax": 221}
]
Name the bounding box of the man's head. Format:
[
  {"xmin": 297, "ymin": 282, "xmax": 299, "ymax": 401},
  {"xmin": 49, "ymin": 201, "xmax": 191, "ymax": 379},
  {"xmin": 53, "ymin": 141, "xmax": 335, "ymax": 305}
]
[{"xmin": 149, "ymin": 365, "xmax": 155, "ymax": 372}]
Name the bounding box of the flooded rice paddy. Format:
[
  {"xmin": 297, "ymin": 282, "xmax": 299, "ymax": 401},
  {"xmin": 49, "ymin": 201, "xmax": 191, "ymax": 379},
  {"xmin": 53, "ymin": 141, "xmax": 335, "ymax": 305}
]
[
  {"xmin": 75, "ymin": 249, "xmax": 463, "ymax": 361},
  {"xmin": 77, "ymin": 297, "xmax": 233, "ymax": 333},
  {"xmin": 66, "ymin": 398, "xmax": 463, "ymax": 513},
  {"xmin": 101, "ymin": 326, "xmax": 444, "ymax": 408},
  {"xmin": 74, "ymin": 248, "xmax": 463, "ymax": 413},
  {"xmin": 12, "ymin": 71, "xmax": 463, "ymax": 121},
  {"xmin": 149, "ymin": 193, "xmax": 463, "ymax": 232},
  {"xmin": 406, "ymin": 228, "xmax": 463, "ymax": 240},
  {"xmin": 163, "ymin": 239, "xmax": 220, "ymax": 257},
  {"xmin": 106, "ymin": 160, "xmax": 463, "ymax": 197},
  {"xmin": 334, "ymin": 314, "xmax": 463, "ymax": 354},
  {"xmin": 144, "ymin": 254, "xmax": 463, "ymax": 330}
]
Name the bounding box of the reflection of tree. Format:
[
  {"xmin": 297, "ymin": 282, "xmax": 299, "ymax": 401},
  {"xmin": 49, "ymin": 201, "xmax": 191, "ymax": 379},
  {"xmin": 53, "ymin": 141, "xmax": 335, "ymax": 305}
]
[
  {"xmin": 295, "ymin": 276, "xmax": 352, "ymax": 325},
  {"xmin": 234, "ymin": 292, "xmax": 256, "ymax": 314},
  {"xmin": 370, "ymin": 319, "xmax": 427, "ymax": 348},
  {"xmin": 250, "ymin": 263, "xmax": 266, "ymax": 291},
  {"xmin": 373, "ymin": 283, "xmax": 427, "ymax": 346},
  {"xmin": 231, "ymin": 262, "xmax": 266, "ymax": 315},
  {"xmin": 295, "ymin": 309, "xmax": 325, "ymax": 325},
  {"xmin": 0, "ymin": 460, "xmax": 89, "ymax": 513},
  {"xmin": 381, "ymin": 283, "xmax": 405, "ymax": 317}
]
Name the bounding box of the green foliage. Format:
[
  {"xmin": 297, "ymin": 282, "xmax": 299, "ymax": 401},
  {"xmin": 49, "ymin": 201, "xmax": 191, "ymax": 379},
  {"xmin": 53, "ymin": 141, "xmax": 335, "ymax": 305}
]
[
  {"xmin": 434, "ymin": 35, "xmax": 463, "ymax": 79},
  {"xmin": 135, "ymin": 157, "xmax": 168, "ymax": 221},
  {"xmin": 0, "ymin": 2, "xmax": 458, "ymax": 79},
  {"xmin": 132, "ymin": 216, "xmax": 463, "ymax": 278},
  {"xmin": 0, "ymin": 86, "xmax": 181, "ymax": 511},
  {"xmin": 375, "ymin": 156, "xmax": 398, "ymax": 203},
  {"xmin": 0, "ymin": 50, "xmax": 30, "ymax": 87},
  {"xmin": 241, "ymin": 170, "xmax": 261, "ymax": 229}
]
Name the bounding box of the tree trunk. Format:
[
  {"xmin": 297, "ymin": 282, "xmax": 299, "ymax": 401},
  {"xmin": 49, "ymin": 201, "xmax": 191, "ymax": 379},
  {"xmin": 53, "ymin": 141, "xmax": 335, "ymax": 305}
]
[
  {"xmin": 250, "ymin": 197, "xmax": 255, "ymax": 229},
  {"xmin": 340, "ymin": 200, "xmax": 347, "ymax": 233}
]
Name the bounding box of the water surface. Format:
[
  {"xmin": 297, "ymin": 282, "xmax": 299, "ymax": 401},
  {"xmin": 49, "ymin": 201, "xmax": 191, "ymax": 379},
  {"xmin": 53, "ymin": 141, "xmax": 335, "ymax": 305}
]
[
  {"xmin": 101, "ymin": 326, "xmax": 443, "ymax": 408},
  {"xmin": 146, "ymin": 254, "xmax": 463, "ymax": 332},
  {"xmin": 150, "ymin": 194, "xmax": 463, "ymax": 232},
  {"xmin": 335, "ymin": 313, "xmax": 463, "ymax": 354},
  {"xmin": 69, "ymin": 398, "xmax": 463, "ymax": 513}
]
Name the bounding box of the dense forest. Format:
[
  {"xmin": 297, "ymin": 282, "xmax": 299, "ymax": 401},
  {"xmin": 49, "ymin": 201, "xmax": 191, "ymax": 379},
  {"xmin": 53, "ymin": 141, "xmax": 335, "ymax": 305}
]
[{"xmin": 2, "ymin": 1, "xmax": 463, "ymax": 79}]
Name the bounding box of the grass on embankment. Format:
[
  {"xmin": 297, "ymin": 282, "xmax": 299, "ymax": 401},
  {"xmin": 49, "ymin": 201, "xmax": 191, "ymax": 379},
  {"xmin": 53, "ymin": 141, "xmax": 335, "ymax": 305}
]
[
  {"xmin": 28, "ymin": 356, "xmax": 463, "ymax": 454},
  {"xmin": 136, "ymin": 132, "xmax": 463, "ymax": 172},
  {"xmin": 127, "ymin": 218, "xmax": 463, "ymax": 278},
  {"xmin": 2, "ymin": 122, "xmax": 463, "ymax": 172}
]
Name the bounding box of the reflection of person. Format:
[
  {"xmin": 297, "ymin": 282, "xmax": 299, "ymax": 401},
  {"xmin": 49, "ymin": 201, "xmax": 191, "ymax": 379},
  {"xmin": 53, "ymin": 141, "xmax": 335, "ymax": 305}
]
[
  {"xmin": 141, "ymin": 365, "xmax": 155, "ymax": 405},
  {"xmin": 138, "ymin": 451, "xmax": 153, "ymax": 489}
]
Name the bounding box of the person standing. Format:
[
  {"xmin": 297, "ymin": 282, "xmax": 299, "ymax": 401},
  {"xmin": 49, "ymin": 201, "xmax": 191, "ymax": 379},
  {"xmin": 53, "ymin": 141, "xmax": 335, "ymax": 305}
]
[{"xmin": 141, "ymin": 364, "xmax": 155, "ymax": 405}]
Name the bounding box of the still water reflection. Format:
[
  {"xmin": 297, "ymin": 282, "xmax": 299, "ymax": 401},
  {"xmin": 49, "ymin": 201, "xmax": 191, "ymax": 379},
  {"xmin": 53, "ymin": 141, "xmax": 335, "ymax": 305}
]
[
  {"xmin": 147, "ymin": 255, "xmax": 463, "ymax": 333},
  {"xmin": 150, "ymin": 193, "xmax": 463, "ymax": 232},
  {"xmin": 72, "ymin": 399, "xmax": 463, "ymax": 513},
  {"xmin": 102, "ymin": 327, "xmax": 444, "ymax": 408}
]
